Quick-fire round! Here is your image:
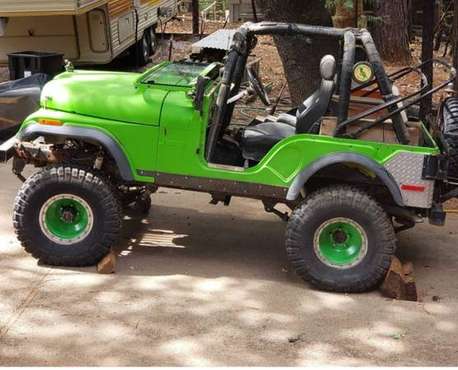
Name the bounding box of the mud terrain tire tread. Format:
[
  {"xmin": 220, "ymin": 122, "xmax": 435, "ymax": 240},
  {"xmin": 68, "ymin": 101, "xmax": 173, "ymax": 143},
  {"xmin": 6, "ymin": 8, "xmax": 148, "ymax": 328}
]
[
  {"xmin": 442, "ymin": 97, "xmax": 458, "ymax": 178},
  {"xmin": 285, "ymin": 185, "xmax": 396, "ymax": 293},
  {"xmin": 13, "ymin": 166, "xmax": 122, "ymax": 266}
]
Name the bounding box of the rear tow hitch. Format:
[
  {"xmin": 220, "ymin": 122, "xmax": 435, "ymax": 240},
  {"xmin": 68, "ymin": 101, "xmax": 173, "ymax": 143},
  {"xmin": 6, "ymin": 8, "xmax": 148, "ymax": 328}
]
[
  {"xmin": 429, "ymin": 203, "xmax": 446, "ymax": 226},
  {"xmin": 385, "ymin": 205, "xmax": 424, "ymax": 233}
]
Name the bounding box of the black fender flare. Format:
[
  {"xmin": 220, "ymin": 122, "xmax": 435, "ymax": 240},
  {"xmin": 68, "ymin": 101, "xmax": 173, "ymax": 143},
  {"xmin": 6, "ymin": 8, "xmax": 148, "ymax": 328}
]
[
  {"xmin": 286, "ymin": 153, "xmax": 404, "ymax": 206},
  {"xmin": 19, "ymin": 124, "xmax": 134, "ymax": 181}
]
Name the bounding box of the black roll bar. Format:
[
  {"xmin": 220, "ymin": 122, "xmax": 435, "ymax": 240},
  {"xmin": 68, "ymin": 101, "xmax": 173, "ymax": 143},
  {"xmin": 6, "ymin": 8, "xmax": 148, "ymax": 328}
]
[
  {"xmin": 337, "ymin": 31, "xmax": 356, "ymax": 123},
  {"xmin": 246, "ymin": 22, "xmax": 349, "ymax": 38},
  {"xmin": 205, "ymin": 22, "xmax": 455, "ymax": 161},
  {"xmin": 206, "ymin": 22, "xmax": 355, "ymax": 162},
  {"xmin": 359, "ymin": 31, "xmax": 410, "ymax": 144},
  {"xmin": 205, "ymin": 27, "xmax": 249, "ymax": 161},
  {"xmin": 334, "ymin": 59, "xmax": 457, "ymax": 139},
  {"xmin": 352, "ymin": 59, "xmax": 453, "ymax": 97}
]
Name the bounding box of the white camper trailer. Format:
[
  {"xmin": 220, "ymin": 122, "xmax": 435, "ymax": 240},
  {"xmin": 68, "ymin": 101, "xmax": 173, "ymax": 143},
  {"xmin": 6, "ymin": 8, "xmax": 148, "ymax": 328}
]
[{"xmin": 0, "ymin": 0, "xmax": 178, "ymax": 65}]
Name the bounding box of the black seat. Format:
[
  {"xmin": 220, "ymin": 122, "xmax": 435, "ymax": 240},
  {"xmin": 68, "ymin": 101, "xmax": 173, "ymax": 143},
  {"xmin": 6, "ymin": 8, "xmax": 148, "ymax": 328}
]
[
  {"xmin": 240, "ymin": 121, "xmax": 296, "ymax": 162},
  {"xmin": 241, "ymin": 55, "xmax": 337, "ymax": 162}
]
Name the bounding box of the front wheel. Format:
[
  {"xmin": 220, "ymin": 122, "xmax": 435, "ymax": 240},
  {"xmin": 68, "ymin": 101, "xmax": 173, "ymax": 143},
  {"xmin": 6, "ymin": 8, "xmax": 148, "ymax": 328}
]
[
  {"xmin": 13, "ymin": 166, "xmax": 122, "ymax": 266},
  {"xmin": 285, "ymin": 185, "xmax": 396, "ymax": 292}
]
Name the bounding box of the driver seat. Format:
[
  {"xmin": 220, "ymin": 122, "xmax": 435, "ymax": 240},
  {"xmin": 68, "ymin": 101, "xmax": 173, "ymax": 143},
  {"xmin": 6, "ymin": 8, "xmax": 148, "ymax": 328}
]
[{"xmin": 241, "ymin": 55, "xmax": 337, "ymax": 162}]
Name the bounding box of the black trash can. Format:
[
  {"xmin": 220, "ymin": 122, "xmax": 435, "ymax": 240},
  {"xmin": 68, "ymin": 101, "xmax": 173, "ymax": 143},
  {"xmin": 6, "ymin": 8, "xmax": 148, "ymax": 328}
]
[{"xmin": 8, "ymin": 51, "xmax": 64, "ymax": 80}]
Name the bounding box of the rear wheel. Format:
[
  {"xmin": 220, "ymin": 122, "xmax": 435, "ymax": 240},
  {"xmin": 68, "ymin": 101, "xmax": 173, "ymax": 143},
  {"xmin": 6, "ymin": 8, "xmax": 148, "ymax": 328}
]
[
  {"xmin": 285, "ymin": 185, "xmax": 396, "ymax": 292},
  {"xmin": 13, "ymin": 166, "xmax": 122, "ymax": 266},
  {"xmin": 441, "ymin": 97, "xmax": 458, "ymax": 179}
]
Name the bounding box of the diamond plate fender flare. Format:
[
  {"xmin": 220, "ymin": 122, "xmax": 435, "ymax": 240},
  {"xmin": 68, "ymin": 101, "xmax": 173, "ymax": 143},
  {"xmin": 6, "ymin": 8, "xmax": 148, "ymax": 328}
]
[
  {"xmin": 286, "ymin": 152, "xmax": 404, "ymax": 206},
  {"xmin": 18, "ymin": 124, "xmax": 134, "ymax": 181}
]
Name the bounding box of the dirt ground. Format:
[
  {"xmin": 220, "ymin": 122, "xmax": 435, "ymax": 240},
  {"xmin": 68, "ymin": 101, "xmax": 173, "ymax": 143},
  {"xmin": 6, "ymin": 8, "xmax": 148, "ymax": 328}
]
[
  {"xmin": 0, "ymin": 164, "xmax": 458, "ymax": 366},
  {"xmin": 1, "ymin": 18, "xmax": 458, "ymax": 366}
]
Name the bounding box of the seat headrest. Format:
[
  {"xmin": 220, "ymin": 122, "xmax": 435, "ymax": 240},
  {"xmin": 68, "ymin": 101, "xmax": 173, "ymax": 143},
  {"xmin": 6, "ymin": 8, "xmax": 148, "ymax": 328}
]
[{"xmin": 320, "ymin": 55, "xmax": 336, "ymax": 81}]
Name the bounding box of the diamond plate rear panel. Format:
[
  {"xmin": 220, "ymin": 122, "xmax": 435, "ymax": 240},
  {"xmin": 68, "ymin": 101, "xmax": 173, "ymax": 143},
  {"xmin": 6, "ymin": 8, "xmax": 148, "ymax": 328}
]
[{"xmin": 385, "ymin": 152, "xmax": 434, "ymax": 208}]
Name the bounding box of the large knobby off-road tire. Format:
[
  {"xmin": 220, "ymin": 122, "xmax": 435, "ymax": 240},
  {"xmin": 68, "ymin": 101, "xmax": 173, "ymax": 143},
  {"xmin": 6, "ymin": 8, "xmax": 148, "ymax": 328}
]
[
  {"xmin": 285, "ymin": 185, "xmax": 396, "ymax": 293},
  {"xmin": 13, "ymin": 166, "xmax": 122, "ymax": 266},
  {"xmin": 441, "ymin": 97, "xmax": 458, "ymax": 179}
]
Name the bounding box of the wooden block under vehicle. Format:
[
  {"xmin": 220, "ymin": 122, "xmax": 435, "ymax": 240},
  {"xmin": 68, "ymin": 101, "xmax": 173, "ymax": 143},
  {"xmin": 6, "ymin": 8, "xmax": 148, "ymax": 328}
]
[
  {"xmin": 380, "ymin": 256, "xmax": 418, "ymax": 302},
  {"xmin": 97, "ymin": 250, "xmax": 117, "ymax": 274}
]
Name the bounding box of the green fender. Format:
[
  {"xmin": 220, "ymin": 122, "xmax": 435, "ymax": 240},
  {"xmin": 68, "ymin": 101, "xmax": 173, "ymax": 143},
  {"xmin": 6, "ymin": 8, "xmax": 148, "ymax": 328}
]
[
  {"xmin": 19, "ymin": 124, "xmax": 134, "ymax": 181},
  {"xmin": 286, "ymin": 152, "xmax": 404, "ymax": 206}
]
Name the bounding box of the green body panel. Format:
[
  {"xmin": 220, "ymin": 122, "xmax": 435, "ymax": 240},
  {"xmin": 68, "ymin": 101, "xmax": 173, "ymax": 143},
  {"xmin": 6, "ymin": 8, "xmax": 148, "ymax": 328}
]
[
  {"xmin": 20, "ymin": 61, "xmax": 441, "ymax": 190},
  {"xmin": 42, "ymin": 70, "xmax": 167, "ymax": 126},
  {"xmin": 25, "ymin": 109, "xmax": 160, "ymax": 183}
]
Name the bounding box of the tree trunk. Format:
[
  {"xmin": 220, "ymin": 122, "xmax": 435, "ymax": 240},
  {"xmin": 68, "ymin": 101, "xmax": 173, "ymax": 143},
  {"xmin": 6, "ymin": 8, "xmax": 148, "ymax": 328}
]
[
  {"xmin": 251, "ymin": 0, "xmax": 258, "ymax": 22},
  {"xmin": 333, "ymin": 0, "xmax": 363, "ymax": 28},
  {"xmin": 192, "ymin": 0, "xmax": 199, "ymax": 35},
  {"xmin": 334, "ymin": 0, "xmax": 355, "ymax": 28},
  {"xmin": 373, "ymin": 0, "xmax": 412, "ymax": 64},
  {"xmin": 454, "ymin": 0, "xmax": 458, "ymax": 92},
  {"xmin": 407, "ymin": 0, "xmax": 414, "ymax": 41},
  {"xmin": 256, "ymin": 0, "xmax": 336, "ymax": 105},
  {"xmin": 420, "ymin": 0, "xmax": 435, "ymax": 121}
]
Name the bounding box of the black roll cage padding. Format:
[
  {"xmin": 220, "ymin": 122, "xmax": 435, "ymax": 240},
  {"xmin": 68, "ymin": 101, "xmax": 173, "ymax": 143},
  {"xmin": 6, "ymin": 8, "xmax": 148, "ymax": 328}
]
[
  {"xmin": 205, "ymin": 22, "xmax": 354, "ymax": 162},
  {"xmin": 205, "ymin": 27, "xmax": 250, "ymax": 161},
  {"xmin": 205, "ymin": 22, "xmax": 455, "ymax": 162},
  {"xmin": 334, "ymin": 59, "xmax": 457, "ymax": 139},
  {"xmin": 351, "ymin": 59, "xmax": 444, "ymax": 97},
  {"xmin": 223, "ymin": 47, "xmax": 249, "ymax": 128},
  {"xmin": 359, "ymin": 31, "xmax": 411, "ymax": 144},
  {"xmin": 205, "ymin": 51, "xmax": 241, "ymax": 161},
  {"xmin": 337, "ymin": 31, "xmax": 356, "ymax": 124},
  {"xmin": 352, "ymin": 65, "xmax": 427, "ymax": 97},
  {"xmin": 246, "ymin": 22, "xmax": 349, "ymax": 38}
]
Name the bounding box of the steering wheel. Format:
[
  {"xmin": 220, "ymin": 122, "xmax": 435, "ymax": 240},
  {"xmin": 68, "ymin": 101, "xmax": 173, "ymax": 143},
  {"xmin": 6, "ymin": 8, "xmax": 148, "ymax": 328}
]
[{"xmin": 247, "ymin": 66, "xmax": 271, "ymax": 106}]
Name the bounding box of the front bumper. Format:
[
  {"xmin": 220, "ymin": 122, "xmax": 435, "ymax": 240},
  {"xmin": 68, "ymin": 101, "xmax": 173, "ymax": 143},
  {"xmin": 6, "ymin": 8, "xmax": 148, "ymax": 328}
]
[{"xmin": 0, "ymin": 135, "xmax": 17, "ymax": 163}]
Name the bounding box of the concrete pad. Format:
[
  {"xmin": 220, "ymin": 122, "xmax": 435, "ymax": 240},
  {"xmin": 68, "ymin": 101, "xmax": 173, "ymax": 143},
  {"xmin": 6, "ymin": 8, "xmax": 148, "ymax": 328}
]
[{"xmin": 0, "ymin": 165, "xmax": 457, "ymax": 366}]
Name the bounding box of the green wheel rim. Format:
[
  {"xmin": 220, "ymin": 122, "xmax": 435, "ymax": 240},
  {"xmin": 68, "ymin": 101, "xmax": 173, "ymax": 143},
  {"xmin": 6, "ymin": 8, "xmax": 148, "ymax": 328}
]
[
  {"xmin": 313, "ymin": 217, "xmax": 368, "ymax": 269},
  {"xmin": 39, "ymin": 194, "xmax": 94, "ymax": 245}
]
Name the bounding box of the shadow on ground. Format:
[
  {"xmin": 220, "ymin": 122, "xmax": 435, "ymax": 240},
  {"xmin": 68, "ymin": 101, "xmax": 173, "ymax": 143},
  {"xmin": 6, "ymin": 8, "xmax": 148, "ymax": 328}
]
[{"xmin": 0, "ymin": 184, "xmax": 457, "ymax": 366}]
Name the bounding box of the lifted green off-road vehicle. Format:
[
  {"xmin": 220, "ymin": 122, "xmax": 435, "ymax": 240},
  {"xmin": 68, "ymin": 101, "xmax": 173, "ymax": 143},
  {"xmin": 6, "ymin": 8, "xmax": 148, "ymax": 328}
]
[{"xmin": 1, "ymin": 22, "xmax": 458, "ymax": 292}]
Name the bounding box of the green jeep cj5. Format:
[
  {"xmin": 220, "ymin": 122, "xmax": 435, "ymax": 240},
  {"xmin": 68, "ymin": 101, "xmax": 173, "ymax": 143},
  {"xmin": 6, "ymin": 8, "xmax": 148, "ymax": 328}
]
[{"xmin": 1, "ymin": 22, "xmax": 458, "ymax": 292}]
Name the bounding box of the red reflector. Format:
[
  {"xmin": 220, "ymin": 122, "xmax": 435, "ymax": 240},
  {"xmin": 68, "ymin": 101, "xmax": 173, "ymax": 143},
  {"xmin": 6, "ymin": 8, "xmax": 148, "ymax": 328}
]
[{"xmin": 401, "ymin": 184, "xmax": 426, "ymax": 192}]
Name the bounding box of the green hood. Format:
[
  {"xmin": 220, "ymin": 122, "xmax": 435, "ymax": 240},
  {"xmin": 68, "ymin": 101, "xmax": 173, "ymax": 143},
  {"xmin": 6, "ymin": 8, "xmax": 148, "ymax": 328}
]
[{"xmin": 40, "ymin": 70, "xmax": 168, "ymax": 125}]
